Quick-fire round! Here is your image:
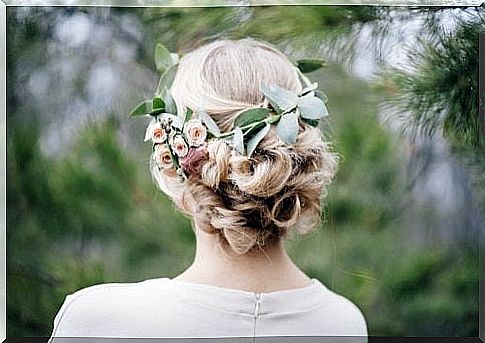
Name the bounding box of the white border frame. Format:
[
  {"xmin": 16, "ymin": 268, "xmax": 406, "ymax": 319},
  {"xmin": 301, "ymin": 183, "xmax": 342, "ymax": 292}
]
[{"xmin": 0, "ymin": 1, "xmax": 482, "ymax": 342}]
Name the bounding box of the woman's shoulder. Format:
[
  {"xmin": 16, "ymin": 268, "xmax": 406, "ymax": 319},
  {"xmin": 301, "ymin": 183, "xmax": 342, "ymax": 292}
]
[
  {"xmin": 311, "ymin": 280, "xmax": 368, "ymax": 336},
  {"xmin": 49, "ymin": 277, "xmax": 368, "ymax": 339},
  {"xmin": 49, "ymin": 278, "xmax": 178, "ymax": 338},
  {"xmin": 58, "ymin": 277, "xmax": 175, "ymax": 308}
]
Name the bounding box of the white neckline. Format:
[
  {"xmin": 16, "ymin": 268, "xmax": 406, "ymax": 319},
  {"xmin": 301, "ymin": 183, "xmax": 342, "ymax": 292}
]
[
  {"xmin": 166, "ymin": 277, "xmax": 322, "ymax": 296},
  {"xmin": 153, "ymin": 277, "xmax": 330, "ymax": 315}
]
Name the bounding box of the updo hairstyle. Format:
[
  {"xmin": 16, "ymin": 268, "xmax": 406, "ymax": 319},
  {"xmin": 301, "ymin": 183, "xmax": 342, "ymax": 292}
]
[{"xmin": 150, "ymin": 38, "xmax": 339, "ymax": 254}]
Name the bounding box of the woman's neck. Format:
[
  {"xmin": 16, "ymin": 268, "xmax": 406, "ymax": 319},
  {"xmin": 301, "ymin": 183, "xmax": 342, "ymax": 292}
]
[{"xmin": 173, "ymin": 224, "xmax": 312, "ymax": 293}]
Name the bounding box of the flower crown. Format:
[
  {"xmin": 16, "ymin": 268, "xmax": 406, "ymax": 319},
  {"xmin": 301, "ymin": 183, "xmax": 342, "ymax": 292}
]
[{"xmin": 130, "ymin": 43, "xmax": 329, "ymax": 181}]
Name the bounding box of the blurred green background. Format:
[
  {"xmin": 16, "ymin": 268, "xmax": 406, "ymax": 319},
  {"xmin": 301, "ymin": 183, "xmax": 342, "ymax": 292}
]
[{"xmin": 6, "ymin": 5, "xmax": 483, "ymax": 337}]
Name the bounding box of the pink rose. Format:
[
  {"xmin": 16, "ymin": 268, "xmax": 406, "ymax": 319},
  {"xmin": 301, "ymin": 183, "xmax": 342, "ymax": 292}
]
[
  {"xmin": 180, "ymin": 146, "xmax": 209, "ymax": 176},
  {"xmin": 183, "ymin": 119, "xmax": 207, "ymax": 147},
  {"xmin": 153, "ymin": 144, "xmax": 173, "ymax": 169},
  {"xmin": 170, "ymin": 134, "xmax": 189, "ymax": 158}
]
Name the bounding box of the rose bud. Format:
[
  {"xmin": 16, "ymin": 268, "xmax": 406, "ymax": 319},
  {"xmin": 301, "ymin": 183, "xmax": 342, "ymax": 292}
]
[
  {"xmin": 145, "ymin": 120, "xmax": 167, "ymax": 144},
  {"xmin": 153, "ymin": 144, "xmax": 173, "ymax": 169},
  {"xmin": 183, "ymin": 119, "xmax": 207, "ymax": 147},
  {"xmin": 179, "ymin": 146, "xmax": 209, "ymax": 176},
  {"xmin": 170, "ymin": 134, "xmax": 189, "ymax": 158}
]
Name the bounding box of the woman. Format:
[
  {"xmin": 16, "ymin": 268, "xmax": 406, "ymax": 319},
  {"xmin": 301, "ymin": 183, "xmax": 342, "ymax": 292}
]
[{"xmin": 49, "ymin": 38, "xmax": 368, "ymax": 341}]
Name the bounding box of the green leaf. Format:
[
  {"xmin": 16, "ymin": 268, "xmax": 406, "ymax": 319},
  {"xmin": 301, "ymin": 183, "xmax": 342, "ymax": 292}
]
[
  {"xmin": 234, "ymin": 127, "xmax": 244, "ymax": 155},
  {"xmin": 163, "ymin": 88, "xmax": 177, "ymax": 115},
  {"xmin": 152, "ymin": 97, "xmax": 165, "ymax": 110},
  {"xmin": 156, "ymin": 64, "xmax": 178, "ymax": 96},
  {"xmin": 243, "ymin": 121, "xmax": 266, "ymax": 138},
  {"xmin": 222, "ymin": 135, "xmax": 234, "ymax": 145},
  {"xmin": 296, "ymin": 59, "xmax": 326, "ymax": 73},
  {"xmin": 315, "ymin": 90, "xmax": 329, "ymax": 103},
  {"xmin": 199, "ymin": 111, "xmax": 221, "ymax": 137},
  {"xmin": 170, "ymin": 52, "xmax": 179, "ymax": 65},
  {"xmin": 155, "ymin": 43, "xmax": 174, "ymax": 73},
  {"xmin": 246, "ymin": 123, "xmax": 270, "ymax": 157},
  {"xmin": 266, "ymin": 114, "xmax": 281, "ymax": 124},
  {"xmin": 150, "ymin": 109, "xmax": 165, "ymax": 116},
  {"xmin": 183, "ymin": 108, "xmax": 193, "ymax": 123},
  {"xmin": 276, "ymin": 112, "xmax": 299, "ymax": 144},
  {"xmin": 297, "ymin": 94, "xmax": 328, "ymax": 120},
  {"xmin": 130, "ymin": 100, "xmax": 152, "ymax": 117},
  {"xmin": 234, "ymin": 108, "xmax": 269, "ymax": 128},
  {"xmin": 300, "ymin": 82, "xmax": 318, "ymax": 96},
  {"xmin": 260, "ymin": 83, "xmax": 298, "ymax": 114},
  {"xmin": 302, "ymin": 118, "xmax": 320, "ymax": 127}
]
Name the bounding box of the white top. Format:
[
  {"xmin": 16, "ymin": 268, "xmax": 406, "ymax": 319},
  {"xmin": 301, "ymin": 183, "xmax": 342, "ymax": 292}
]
[{"xmin": 48, "ymin": 278, "xmax": 368, "ymax": 341}]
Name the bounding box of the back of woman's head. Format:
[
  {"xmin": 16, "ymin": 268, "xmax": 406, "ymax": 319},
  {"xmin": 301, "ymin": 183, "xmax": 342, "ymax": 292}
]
[{"xmin": 150, "ymin": 38, "xmax": 339, "ymax": 254}]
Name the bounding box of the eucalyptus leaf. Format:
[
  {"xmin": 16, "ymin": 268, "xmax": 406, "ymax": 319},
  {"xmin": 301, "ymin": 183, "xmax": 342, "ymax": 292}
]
[
  {"xmin": 222, "ymin": 135, "xmax": 234, "ymax": 145},
  {"xmin": 302, "ymin": 118, "xmax": 320, "ymax": 127},
  {"xmin": 246, "ymin": 123, "xmax": 270, "ymax": 157},
  {"xmin": 145, "ymin": 117, "xmax": 157, "ymax": 141},
  {"xmin": 276, "ymin": 112, "xmax": 299, "ymax": 144},
  {"xmin": 300, "ymin": 82, "xmax": 318, "ymax": 96},
  {"xmin": 184, "ymin": 108, "xmax": 193, "ymax": 123},
  {"xmin": 260, "ymin": 83, "xmax": 298, "ymax": 114},
  {"xmin": 156, "ymin": 64, "xmax": 178, "ymax": 96},
  {"xmin": 150, "ymin": 109, "xmax": 164, "ymax": 116},
  {"xmin": 243, "ymin": 121, "xmax": 266, "ymax": 139},
  {"xmin": 315, "ymin": 90, "xmax": 329, "ymax": 103},
  {"xmin": 152, "ymin": 97, "xmax": 165, "ymax": 110},
  {"xmin": 170, "ymin": 52, "xmax": 179, "ymax": 65},
  {"xmin": 234, "ymin": 108, "xmax": 269, "ymax": 128},
  {"xmin": 265, "ymin": 114, "xmax": 281, "ymax": 124},
  {"xmin": 296, "ymin": 59, "xmax": 326, "ymax": 73},
  {"xmin": 130, "ymin": 100, "xmax": 152, "ymax": 117},
  {"xmin": 199, "ymin": 111, "xmax": 221, "ymax": 137},
  {"xmin": 234, "ymin": 127, "xmax": 244, "ymax": 155},
  {"xmin": 297, "ymin": 94, "xmax": 328, "ymax": 119},
  {"xmin": 155, "ymin": 43, "xmax": 173, "ymax": 73},
  {"xmin": 163, "ymin": 88, "xmax": 177, "ymax": 116}
]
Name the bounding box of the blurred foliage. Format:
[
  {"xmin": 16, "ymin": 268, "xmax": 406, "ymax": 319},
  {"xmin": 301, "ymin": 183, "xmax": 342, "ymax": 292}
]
[
  {"xmin": 285, "ymin": 65, "xmax": 478, "ymax": 336},
  {"xmin": 377, "ymin": 9, "xmax": 484, "ymax": 149},
  {"xmin": 6, "ymin": 5, "xmax": 479, "ymax": 338},
  {"xmin": 130, "ymin": 6, "xmax": 384, "ymax": 65},
  {"xmin": 7, "ymin": 117, "xmax": 194, "ymax": 336}
]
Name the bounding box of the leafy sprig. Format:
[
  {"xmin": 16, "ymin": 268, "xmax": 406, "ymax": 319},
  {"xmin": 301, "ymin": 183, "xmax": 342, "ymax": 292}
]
[
  {"xmin": 222, "ymin": 83, "xmax": 329, "ymax": 156},
  {"xmin": 129, "ymin": 42, "xmax": 330, "ymax": 176},
  {"xmin": 130, "ymin": 43, "xmax": 180, "ymax": 118}
]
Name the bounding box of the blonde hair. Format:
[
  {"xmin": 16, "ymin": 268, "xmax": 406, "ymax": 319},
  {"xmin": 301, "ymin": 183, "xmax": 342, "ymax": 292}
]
[{"xmin": 151, "ymin": 38, "xmax": 339, "ymax": 254}]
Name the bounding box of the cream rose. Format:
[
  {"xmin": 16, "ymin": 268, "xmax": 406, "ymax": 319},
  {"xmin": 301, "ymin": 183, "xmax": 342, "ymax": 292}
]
[
  {"xmin": 170, "ymin": 134, "xmax": 189, "ymax": 157},
  {"xmin": 183, "ymin": 119, "xmax": 207, "ymax": 147},
  {"xmin": 153, "ymin": 144, "xmax": 173, "ymax": 169},
  {"xmin": 145, "ymin": 120, "xmax": 167, "ymax": 144}
]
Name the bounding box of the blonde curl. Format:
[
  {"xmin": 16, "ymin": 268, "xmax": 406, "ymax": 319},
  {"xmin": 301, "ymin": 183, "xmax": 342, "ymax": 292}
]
[{"xmin": 150, "ymin": 38, "xmax": 339, "ymax": 254}]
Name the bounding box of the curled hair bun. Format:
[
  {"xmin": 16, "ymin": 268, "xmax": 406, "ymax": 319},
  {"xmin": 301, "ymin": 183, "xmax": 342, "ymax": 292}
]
[{"xmin": 150, "ymin": 38, "xmax": 339, "ymax": 254}]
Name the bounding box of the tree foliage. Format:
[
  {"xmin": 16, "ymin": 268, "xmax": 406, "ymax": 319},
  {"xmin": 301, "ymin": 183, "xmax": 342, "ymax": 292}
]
[{"xmin": 378, "ymin": 10, "xmax": 483, "ymax": 149}]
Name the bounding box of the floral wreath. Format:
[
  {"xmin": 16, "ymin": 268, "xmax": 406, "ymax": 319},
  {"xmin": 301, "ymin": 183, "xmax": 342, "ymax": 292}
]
[{"xmin": 130, "ymin": 43, "xmax": 330, "ymax": 182}]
